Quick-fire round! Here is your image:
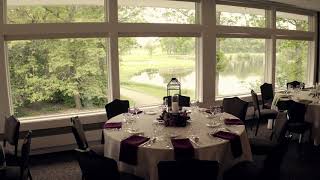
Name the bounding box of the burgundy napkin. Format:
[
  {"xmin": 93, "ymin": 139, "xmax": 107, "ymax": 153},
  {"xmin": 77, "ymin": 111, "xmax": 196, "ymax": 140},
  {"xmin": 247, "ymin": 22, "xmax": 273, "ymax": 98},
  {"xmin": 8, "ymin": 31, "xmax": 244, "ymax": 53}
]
[
  {"xmin": 119, "ymin": 135, "xmax": 150, "ymax": 165},
  {"xmin": 224, "ymin": 118, "xmax": 244, "ymax": 125},
  {"xmin": 104, "ymin": 122, "xmax": 122, "ymax": 129},
  {"xmin": 171, "ymin": 138, "xmax": 195, "ymax": 160},
  {"xmin": 212, "ymin": 131, "xmax": 242, "ymax": 158}
]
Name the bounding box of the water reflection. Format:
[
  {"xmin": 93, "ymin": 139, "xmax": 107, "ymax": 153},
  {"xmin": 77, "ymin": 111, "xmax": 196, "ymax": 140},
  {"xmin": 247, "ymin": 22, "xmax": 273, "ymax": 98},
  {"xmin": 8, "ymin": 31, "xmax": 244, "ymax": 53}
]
[{"xmin": 130, "ymin": 71, "xmax": 262, "ymax": 96}]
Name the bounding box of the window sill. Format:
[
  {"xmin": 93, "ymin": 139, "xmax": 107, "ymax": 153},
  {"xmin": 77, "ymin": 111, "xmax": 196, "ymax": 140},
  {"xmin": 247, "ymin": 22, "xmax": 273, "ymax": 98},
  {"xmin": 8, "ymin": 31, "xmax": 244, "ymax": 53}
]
[{"xmin": 19, "ymin": 110, "xmax": 107, "ymax": 131}]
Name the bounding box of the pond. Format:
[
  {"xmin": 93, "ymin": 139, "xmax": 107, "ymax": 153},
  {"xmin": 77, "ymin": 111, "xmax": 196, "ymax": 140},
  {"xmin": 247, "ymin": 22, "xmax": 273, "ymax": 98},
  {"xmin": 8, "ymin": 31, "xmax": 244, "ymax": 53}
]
[{"xmin": 130, "ymin": 71, "xmax": 262, "ymax": 97}]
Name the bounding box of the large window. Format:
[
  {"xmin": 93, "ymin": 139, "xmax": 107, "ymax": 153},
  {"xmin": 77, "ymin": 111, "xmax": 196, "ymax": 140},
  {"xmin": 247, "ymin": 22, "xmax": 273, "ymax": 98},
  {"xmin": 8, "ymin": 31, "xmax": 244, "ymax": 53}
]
[
  {"xmin": 7, "ymin": 0, "xmax": 105, "ymax": 23},
  {"xmin": 275, "ymin": 40, "xmax": 309, "ymax": 89},
  {"xmin": 216, "ymin": 4, "xmax": 265, "ymax": 27},
  {"xmin": 216, "ymin": 38, "xmax": 266, "ymax": 97},
  {"xmin": 119, "ymin": 37, "xmax": 196, "ymax": 106},
  {"xmin": 276, "ymin": 12, "xmax": 309, "ymax": 31},
  {"xmin": 118, "ymin": 0, "xmax": 196, "ymax": 24},
  {"xmin": 8, "ymin": 38, "xmax": 108, "ymax": 118}
]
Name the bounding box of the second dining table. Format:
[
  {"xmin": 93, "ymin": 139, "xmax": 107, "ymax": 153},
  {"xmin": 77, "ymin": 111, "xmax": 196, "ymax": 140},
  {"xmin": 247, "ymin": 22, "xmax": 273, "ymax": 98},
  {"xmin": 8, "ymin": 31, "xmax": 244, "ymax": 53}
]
[{"xmin": 103, "ymin": 108, "xmax": 252, "ymax": 180}]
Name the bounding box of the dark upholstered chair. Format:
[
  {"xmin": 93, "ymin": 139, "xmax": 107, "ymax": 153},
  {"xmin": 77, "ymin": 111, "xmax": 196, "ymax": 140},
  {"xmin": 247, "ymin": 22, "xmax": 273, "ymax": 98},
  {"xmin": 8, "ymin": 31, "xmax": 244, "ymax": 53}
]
[
  {"xmin": 286, "ymin": 100, "xmax": 311, "ymax": 143},
  {"xmin": 103, "ymin": 99, "xmax": 129, "ymax": 144},
  {"xmin": 4, "ymin": 131, "xmax": 33, "ymax": 180},
  {"xmin": 76, "ymin": 150, "xmax": 142, "ymax": 180},
  {"xmin": 222, "ymin": 97, "xmax": 248, "ymax": 122},
  {"xmin": 70, "ymin": 117, "xmax": 104, "ymax": 155},
  {"xmin": 251, "ymin": 90, "xmax": 278, "ymax": 136},
  {"xmin": 260, "ymin": 83, "xmax": 274, "ymax": 109},
  {"xmin": 287, "ymin": 81, "xmax": 304, "ymax": 89},
  {"xmin": 249, "ymin": 112, "xmax": 288, "ymax": 155},
  {"xmin": 163, "ymin": 95, "xmax": 190, "ymax": 107},
  {"xmin": 3, "ymin": 115, "xmax": 20, "ymax": 165},
  {"xmin": 224, "ymin": 140, "xmax": 288, "ymax": 180},
  {"xmin": 105, "ymin": 99, "xmax": 129, "ymax": 120},
  {"xmin": 158, "ymin": 160, "xmax": 219, "ymax": 180},
  {"xmin": 76, "ymin": 150, "xmax": 119, "ymax": 180}
]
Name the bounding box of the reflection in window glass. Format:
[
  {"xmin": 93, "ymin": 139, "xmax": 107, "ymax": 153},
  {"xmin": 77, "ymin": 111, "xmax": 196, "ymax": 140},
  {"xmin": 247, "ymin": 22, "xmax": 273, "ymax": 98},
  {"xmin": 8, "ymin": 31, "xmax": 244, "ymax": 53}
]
[
  {"xmin": 8, "ymin": 38, "xmax": 108, "ymax": 118},
  {"xmin": 7, "ymin": 0, "xmax": 105, "ymax": 23},
  {"xmin": 118, "ymin": 0, "xmax": 196, "ymax": 24},
  {"xmin": 276, "ymin": 40, "xmax": 309, "ymax": 89},
  {"xmin": 216, "ymin": 38, "xmax": 266, "ymax": 97},
  {"xmin": 119, "ymin": 37, "xmax": 196, "ymax": 107},
  {"xmin": 216, "ymin": 5, "xmax": 265, "ymax": 27},
  {"xmin": 276, "ymin": 12, "xmax": 309, "ymax": 31}
]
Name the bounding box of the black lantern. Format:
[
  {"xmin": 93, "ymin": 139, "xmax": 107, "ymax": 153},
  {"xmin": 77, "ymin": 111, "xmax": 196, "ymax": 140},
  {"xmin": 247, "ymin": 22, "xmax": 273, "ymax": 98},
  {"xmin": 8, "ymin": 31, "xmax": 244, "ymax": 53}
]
[{"xmin": 167, "ymin": 78, "xmax": 181, "ymax": 96}]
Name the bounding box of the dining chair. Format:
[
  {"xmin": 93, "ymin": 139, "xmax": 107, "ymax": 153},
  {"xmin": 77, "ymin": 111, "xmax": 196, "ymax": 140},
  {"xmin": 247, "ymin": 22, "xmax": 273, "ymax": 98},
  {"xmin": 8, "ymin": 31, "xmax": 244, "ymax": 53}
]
[
  {"xmin": 222, "ymin": 97, "xmax": 248, "ymax": 122},
  {"xmin": 103, "ymin": 99, "xmax": 129, "ymax": 144},
  {"xmin": 105, "ymin": 99, "xmax": 130, "ymax": 120},
  {"xmin": 287, "ymin": 81, "xmax": 304, "ymax": 89},
  {"xmin": 4, "ymin": 130, "xmax": 33, "ymax": 180},
  {"xmin": 76, "ymin": 150, "xmax": 143, "ymax": 180},
  {"xmin": 3, "ymin": 115, "xmax": 20, "ymax": 165},
  {"xmin": 260, "ymin": 83, "xmax": 274, "ymax": 109},
  {"xmin": 158, "ymin": 160, "xmax": 219, "ymax": 180},
  {"xmin": 251, "ymin": 90, "xmax": 278, "ymax": 136},
  {"xmin": 249, "ymin": 112, "xmax": 288, "ymax": 155},
  {"xmin": 286, "ymin": 100, "xmax": 311, "ymax": 144},
  {"xmin": 224, "ymin": 139, "xmax": 289, "ymax": 180},
  {"xmin": 70, "ymin": 117, "xmax": 104, "ymax": 155}
]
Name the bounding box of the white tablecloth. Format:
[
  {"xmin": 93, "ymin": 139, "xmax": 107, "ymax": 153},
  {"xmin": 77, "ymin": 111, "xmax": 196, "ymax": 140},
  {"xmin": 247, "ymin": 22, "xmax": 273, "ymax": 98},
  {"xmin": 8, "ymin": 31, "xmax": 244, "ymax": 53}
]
[
  {"xmin": 104, "ymin": 110, "xmax": 252, "ymax": 180},
  {"xmin": 272, "ymin": 90, "xmax": 320, "ymax": 145}
]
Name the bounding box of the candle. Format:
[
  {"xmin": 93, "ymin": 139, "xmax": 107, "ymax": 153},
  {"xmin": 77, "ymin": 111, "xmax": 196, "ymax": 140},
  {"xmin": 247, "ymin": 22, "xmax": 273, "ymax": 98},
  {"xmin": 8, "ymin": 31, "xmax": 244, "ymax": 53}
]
[{"xmin": 172, "ymin": 101, "xmax": 179, "ymax": 113}]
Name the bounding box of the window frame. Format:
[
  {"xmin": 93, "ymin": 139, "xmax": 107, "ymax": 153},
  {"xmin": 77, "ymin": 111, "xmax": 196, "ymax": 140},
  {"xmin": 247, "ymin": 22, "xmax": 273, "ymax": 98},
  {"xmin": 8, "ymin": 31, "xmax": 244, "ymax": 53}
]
[{"xmin": 0, "ymin": 0, "xmax": 317, "ymax": 126}]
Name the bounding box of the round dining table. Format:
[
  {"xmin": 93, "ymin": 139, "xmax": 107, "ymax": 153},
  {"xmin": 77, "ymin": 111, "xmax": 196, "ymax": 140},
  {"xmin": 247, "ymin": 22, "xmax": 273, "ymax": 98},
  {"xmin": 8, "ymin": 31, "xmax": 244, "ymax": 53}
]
[
  {"xmin": 272, "ymin": 89, "xmax": 320, "ymax": 145},
  {"xmin": 103, "ymin": 109, "xmax": 252, "ymax": 180}
]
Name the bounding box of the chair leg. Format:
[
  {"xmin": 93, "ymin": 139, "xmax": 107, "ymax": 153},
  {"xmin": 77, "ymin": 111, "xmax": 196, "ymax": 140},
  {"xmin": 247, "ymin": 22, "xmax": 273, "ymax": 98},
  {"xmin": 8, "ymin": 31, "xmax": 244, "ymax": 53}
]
[
  {"xmin": 299, "ymin": 134, "xmax": 303, "ymax": 144},
  {"xmin": 255, "ymin": 120, "xmax": 260, "ymax": 136},
  {"xmin": 28, "ymin": 169, "xmax": 33, "ymax": 180},
  {"xmin": 101, "ymin": 130, "xmax": 105, "ymax": 144}
]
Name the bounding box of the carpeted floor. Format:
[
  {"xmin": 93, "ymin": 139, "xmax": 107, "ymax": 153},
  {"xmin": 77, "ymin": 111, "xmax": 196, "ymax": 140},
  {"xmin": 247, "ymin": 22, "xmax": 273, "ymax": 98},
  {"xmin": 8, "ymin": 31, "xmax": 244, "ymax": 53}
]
[{"xmin": 28, "ymin": 122, "xmax": 320, "ymax": 180}]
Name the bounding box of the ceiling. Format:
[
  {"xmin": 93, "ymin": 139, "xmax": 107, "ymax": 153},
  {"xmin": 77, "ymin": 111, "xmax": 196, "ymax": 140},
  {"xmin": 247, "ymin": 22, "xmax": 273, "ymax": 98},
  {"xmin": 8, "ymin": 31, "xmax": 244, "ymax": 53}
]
[{"xmin": 268, "ymin": 0, "xmax": 320, "ymax": 11}]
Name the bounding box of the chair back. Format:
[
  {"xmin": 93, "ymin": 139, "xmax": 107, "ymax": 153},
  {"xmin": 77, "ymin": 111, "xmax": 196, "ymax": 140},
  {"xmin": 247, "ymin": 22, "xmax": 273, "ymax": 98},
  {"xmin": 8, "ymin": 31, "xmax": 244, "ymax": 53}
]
[
  {"xmin": 158, "ymin": 160, "xmax": 219, "ymax": 180},
  {"xmin": 3, "ymin": 115, "xmax": 20, "ymax": 156},
  {"xmin": 250, "ymin": 90, "xmax": 260, "ymax": 117},
  {"xmin": 222, "ymin": 97, "xmax": 248, "ymax": 121},
  {"xmin": 105, "ymin": 99, "xmax": 129, "ymax": 120},
  {"xmin": 260, "ymin": 83, "xmax": 273, "ymax": 108},
  {"xmin": 76, "ymin": 150, "xmax": 120, "ymax": 180},
  {"xmin": 70, "ymin": 117, "xmax": 89, "ymax": 150},
  {"xmin": 287, "ymin": 100, "xmax": 307, "ymax": 123},
  {"xmin": 271, "ymin": 112, "xmax": 288, "ymax": 144},
  {"xmin": 287, "ymin": 81, "xmax": 304, "ymax": 89},
  {"xmin": 20, "ymin": 131, "xmax": 32, "ymax": 173},
  {"xmin": 163, "ymin": 95, "xmax": 190, "ymax": 107},
  {"xmin": 262, "ymin": 140, "xmax": 289, "ymax": 180}
]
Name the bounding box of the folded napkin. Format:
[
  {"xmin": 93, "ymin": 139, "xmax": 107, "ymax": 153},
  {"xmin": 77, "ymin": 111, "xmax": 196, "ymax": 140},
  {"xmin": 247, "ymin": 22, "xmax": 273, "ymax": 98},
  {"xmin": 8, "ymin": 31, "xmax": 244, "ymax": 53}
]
[
  {"xmin": 212, "ymin": 131, "xmax": 242, "ymax": 158},
  {"xmin": 171, "ymin": 138, "xmax": 195, "ymax": 160},
  {"xmin": 104, "ymin": 122, "xmax": 122, "ymax": 129},
  {"xmin": 119, "ymin": 135, "xmax": 150, "ymax": 165},
  {"xmin": 224, "ymin": 118, "xmax": 244, "ymax": 125}
]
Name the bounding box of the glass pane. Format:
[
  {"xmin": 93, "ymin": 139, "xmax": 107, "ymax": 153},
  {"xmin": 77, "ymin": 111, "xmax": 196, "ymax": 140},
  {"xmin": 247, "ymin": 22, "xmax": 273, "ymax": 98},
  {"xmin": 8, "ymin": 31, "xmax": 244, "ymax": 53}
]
[
  {"xmin": 118, "ymin": 0, "xmax": 196, "ymax": 24},
  {"xmin": 7, "ymin": 0, "xmax": 105, "ymax": 24},
  {"xmin": 8, "ymin": 38, "xmax": 108, "ymax": 118},
  {"xmin": 119, "ymin": 37, "xmax": 196, "ymax": 107},
  {"xmin": 216, "ymin": 38, "xmax": 266, "ymax": 97},
  {"xmin": 276, "ymin": 12, "xmax": 309, "ymax": 31},
  {"xmin": 276, "ymin": 40, "xmax": 309, "ymax": 89},
  {"xmin": 216, "ymin": 4, "xmax": 265, "ymax": 27}
]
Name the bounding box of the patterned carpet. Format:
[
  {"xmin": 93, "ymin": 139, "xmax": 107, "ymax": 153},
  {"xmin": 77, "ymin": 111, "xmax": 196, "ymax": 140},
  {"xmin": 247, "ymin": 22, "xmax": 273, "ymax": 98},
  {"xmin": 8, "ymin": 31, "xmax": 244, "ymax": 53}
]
[{"xmin": 29, "ymin": 121, "xmax": 320, "ymax": 180}]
